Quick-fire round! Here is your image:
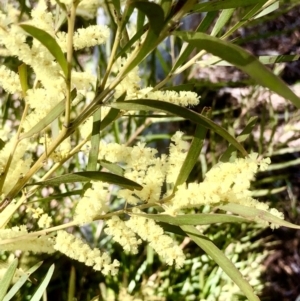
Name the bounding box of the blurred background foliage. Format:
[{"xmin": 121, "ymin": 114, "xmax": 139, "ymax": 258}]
[{"xmin": 1, "ymin": 0, "xmax": 300, "ymax": 300}]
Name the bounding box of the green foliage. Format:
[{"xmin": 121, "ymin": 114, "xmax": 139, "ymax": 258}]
[{"xmin": 0, "ymin": 0, "xmax": 299, "ymax": 300}]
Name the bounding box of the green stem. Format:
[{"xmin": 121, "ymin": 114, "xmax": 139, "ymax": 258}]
[{"xmin": 64, "ymin": 2, "xmax": 77, "ymax": 128}]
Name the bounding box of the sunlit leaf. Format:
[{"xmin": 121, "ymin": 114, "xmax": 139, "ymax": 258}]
[
  {"xmin": 175, "ymin": 31, "xmax": 300, "ymax": 109},
  {"xmin": 220, "ymin": 116, "xmax": 257, "ymax": 162},
  {"xmin": 198, "ymin": 54, "xmax": 300, "ymax": 66},
  {"xmin": 211, "ymin": 8, "xmax": 235, "ymax": 37},
  {"xmin": 174, "ymin": 108, "xmax": 210, "ymax": 189},
  {"xmin": 18, "ymin": 64, "xmax": 28, "ymax": 96},
  {"xmin": 173, "ymin": 11, "xmax": 217, "ymax": 70},
  {"xmin": 181, "ymin": 225, "xmax": 260, "ymax": 301},
  {"xmin": 28, "ymin": 171, "xmax": 143, "ymax": 191},
  {"xmin": 254, "ymin": 0, "xmax": 279, "ymax": 18},
  {"xmin": 218, "ymin": 203, "xmax": 300, "ymax": 230},
  {"xmin": 0, "ymin": 259, "xmax": 18, "ymax": 301},
  {"xmin": 20, "ymin": 89, "xmax": 76, "ymax": 140},
  {"xmin": 4, "ymin": 261, "xmax": 43, "ymax": 301},
  {"xmin": 191, "ymin": 0, "xmax": 267, "ymax": 12},
  {"xmin": 20, "ymin": 24, "xmax": 68, "ymax": 77},
  {"xmin": 30, "ymin": 264, "xmax": 54, "ymax": 301},
  {"xmin": 87, "ymin": 107, "xmax": 101, "ymax": 171},
  {"xmin": 109, "ymin": 99, "xmax": 248, "ymax": 156},
  {"xmin": 133, "ymin": 213, "xmax": 250, "ymax": 225},
  {"xmin": 100, "ymin": 160, "xmax": 125, "ymax": 176}
]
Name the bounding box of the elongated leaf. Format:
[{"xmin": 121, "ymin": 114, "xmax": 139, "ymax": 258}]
[
  {"xmin": 181, "ymin": 225, "xmax": 260, "ymax": 301},
  {"xmin": 254, "ymin": 0, "xmax": 279, "ymax": 19},
  {"xmin": 133, "ymin": 213, "xmax": 250, "ymax": 225},
  {"xmin": 99, "ymin": 160, "xmax": 125, "ymax": 176},
  {"xmin": 20, "ymin": 25, "xmax": 68, "ymax": 77},
  {"xmin": 20, "ymin": 89, "xmax": 76, "ymax": 140},
  {"xmin": 173, "ymin": 11, "xmax": 217, "ymax": 70},
  {"xmin": 109, "ymin": 99, "xmax": 248, "ymax": 156},
  {"xmin": 67, "ymin": 266, "xmax": 76, "ymax": 301},
  {"xmin": 100, "ymin": 107, "xmax": 122, "ymax": 129},
  {"xmin": 18, "ymin": 64, "xmax": 28, "ymax": 95},
  {"xmin": 175, "ymin": 31, "xmax": 300, "ymax": 109},
  {"xmin": 220, "ymin": 116, "xmax": 257, "ymax": 162},
  {"xmin": 121, "ymin": 2, "xmax": 165, "ymax": 74},
  {"xmin": 27, "ymin": 171, "xmax": 143, "ymax": 191},
  {"xmin": 211, "ymin": 8, "xmax": 235, "ymax": 37},
  {"xmin": 198, "ymin": 54, "xmax": 300, "ymax": 66},
  {"xmin": 221, "ymin": 3, "xmax": 266, "ymax": 39},
  {"xmin": 192, "ymin": 0, "xmax": 267, "ymax": 12},
  {"xmin": 20, "ymin": 99, "xmax": 64, "ymax": 139},
  {"xmin": 87, "ymin": 107, "xmax": 101, "ymax": 171},
  {"xmin": 174, "ymin": 108, "xmax": 210, "ymax": 189},
  {"xmin": 4, "ymin": 261, "xmax": 43, "ymax": 301},
  {"xmin": 30, "ymin": 264, "xmax": 54, "ymax": 301},
  {"xmin": 251, "ymin": 186, "xmax": 286, "ymax": 197},
  {"xmin": 0, "ymin": 259, "xmax": 18, "ymax": 301},
  {"xmin": 218, "ymin": 203, "xmax": 300, "ymax": 230},
  {"xmin": 32, "ymin": 190, "xmax": 82, "ymax": 203}
]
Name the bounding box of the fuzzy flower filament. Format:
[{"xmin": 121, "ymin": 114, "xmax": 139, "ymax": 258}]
[
  {"xmin": 126, "ymin": 209, "xmax": 185, "ymax": 268},
  {"xmin": 104, "ymin": 216, "xmax": 142, "ymax": 254},
  {"xmin": 54, "ymin": 231, "xmax": 119, "ymax": 275}
]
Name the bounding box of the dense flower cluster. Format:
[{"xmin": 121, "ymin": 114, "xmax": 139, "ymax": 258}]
[
  {"xmin": 74, "ymin": 181, "xmax": 110, "ymax": 224},
  {"xmin": 97, "ymin": 132, "xmax": 188, "ymax": 204},
  {"xmin": 163, "ymin": 153, "xmax": 282, "ymax": 220},
  {"xmin": 54, "ymin": 231, "xmax": 119, "ymax": 275},
  {"xmin": 0, "ymin": 226, "xmax": 55, "ymax": 253},
  {"xmin": 137, "ymin": 87, "xmax": 200, "ymax": 106},
  {"xmin": 104, "ymin": 216, "xmax": 142, "ymax": 254},
  {"xmin": 126, "ymin": 209, "xmax": 185, "ymax": 268}
]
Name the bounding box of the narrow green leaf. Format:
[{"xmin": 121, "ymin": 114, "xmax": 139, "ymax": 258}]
[
  {"xmin": 159, "ymin": 223, "xmax": 186, "ymax": 236},
  {"xmin": 20, "ymin": 89, "xmax": 76, "ymax": 140},
  {"xmin": 198, "ymin": 54, "xmax": 300, "ymax": 66},
  {"xmin": 175, "ymin": 32, "xmax": 300, "ymax": 109},
  {"xmin": 109, "ymin": 99, "xmax": 248, "ymax": 157},
  {"xmin": 31, "ymin": 190, "xmax": 83, "ymax": 203},
  {"xmin": 181, "ymin": 225, "xmax": 260, "ymax": 301},
  {"xmin": 218, "ymin": 203, "xmax": 300, "ymax": 230},
  {"xmin": 0, "ymin": 259, "xmax": 18, "ymax": 301},
  {"xmin": 173, "ymin": 11, "xmax": 217, "ymax": 70},
  {"xmin": 220, "ymin": 116, "xmax": 257, "ymax": 162},
  {"xmin": 211, "ymin": 8, "xmax": 235, "ymax": 37},
  {"xmin": 254, "ymin": 0, "xmax": 279, "ymax": 19},
  {"xmin": 4, "ymin": 261, "xmax": 43, "ymax": 301},
  {"xmin": 87, "ymin": 107, "xmax": 101, "ymax": 171},
  {"xmin": 221, "ymin": 3, "xmax": 266, "ymax": 39},
  {"xmin": 99, "ymin": 160, "xmax": 125, "ymax": 176},
  {"xmin": 20, "ymin": 24, "xmax": 68, "ymax": 77},
  {"xmin": 129, "ymin": 2, "xmax": 164, "ymax": 35},
  {"xmin": 174, "ymin": 108, "xmax": 211, "ymax": 189},
  {"xmin": 30, "ymin": 264, "xmax": 54, "ymax": 301},
  {"xmin": 133, "ymin": 213, "xmax": 250, "ymax": 225},
  {"xmin": 161, "ymin": 0, "xmax": 172, "ymax": 17},
  {"xmin": 136, "ymin": 8, "xmax": 145, "ymax": 33},
  {"xmin": 251, "ymin": 186, "xmax": 286, "ymax": 197},
  {"xmin": 67, "ymin": 266, "xmax": 76, "ymax": 301},
  {"xmin": 27, "ymin": 171, "xmax": 143, "ymax": 191},
  {"xmin": 121, "ymin": 2, "xmax": 165, "ymax": 74},
  {"xmin": 116, "ymin": 24, "xmax": 148, "ymax": 59},
  {"xmin": 267, "ymin": 157, "xmax": 300, "ymax": 171},
  {"xmin": 18, "ymin": 64, "xmax": 28, "ymax": 95},
  {"xmin": 191, "ymin": 0, "xmax": 267, "ymax": 12}
]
